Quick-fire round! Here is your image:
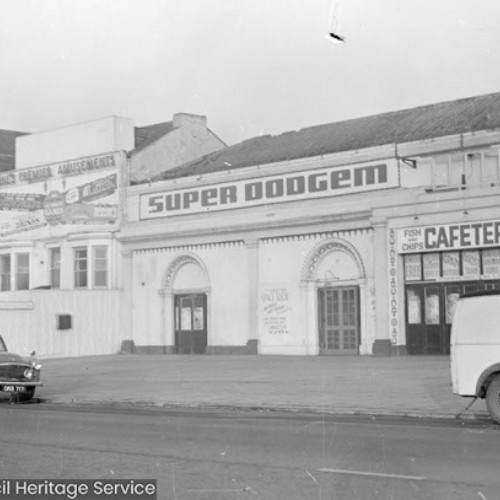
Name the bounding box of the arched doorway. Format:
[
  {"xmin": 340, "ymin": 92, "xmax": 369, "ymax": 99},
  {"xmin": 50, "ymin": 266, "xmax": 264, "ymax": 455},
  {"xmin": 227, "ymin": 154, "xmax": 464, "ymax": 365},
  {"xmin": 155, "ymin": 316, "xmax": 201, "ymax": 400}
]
[
  {"xmin": 162, "ymin": 254, "xmax": 210, "ymax": 354},
  {"xmin": 302, "ymin": 238, "xmax": 366, "ymax": 355}
]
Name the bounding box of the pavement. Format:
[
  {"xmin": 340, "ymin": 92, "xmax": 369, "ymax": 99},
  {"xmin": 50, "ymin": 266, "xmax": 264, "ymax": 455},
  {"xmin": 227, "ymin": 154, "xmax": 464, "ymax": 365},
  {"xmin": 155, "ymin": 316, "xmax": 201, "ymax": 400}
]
[{"xmin": 13, "ymin": 353, "xmax": 491, "ymax": 422}]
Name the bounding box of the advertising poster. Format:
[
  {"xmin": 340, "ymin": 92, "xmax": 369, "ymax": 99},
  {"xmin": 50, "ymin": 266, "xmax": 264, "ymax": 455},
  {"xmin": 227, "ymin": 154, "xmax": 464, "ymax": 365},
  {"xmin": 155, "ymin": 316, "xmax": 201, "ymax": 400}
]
[
  {"xmin": 260, "ymin": 287, "xmax": 292, "ymax": 337},
  {"xmin": 0, "ymin": 169, "xmax": 119, "ymax": 237}
]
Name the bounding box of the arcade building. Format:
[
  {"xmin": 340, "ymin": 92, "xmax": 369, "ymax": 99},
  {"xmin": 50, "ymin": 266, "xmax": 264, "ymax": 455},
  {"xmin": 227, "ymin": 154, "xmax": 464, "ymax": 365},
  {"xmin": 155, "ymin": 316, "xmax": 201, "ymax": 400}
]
[{"xmin": 120, "ymin": 92, "xmax": 500, "ymax": 356}]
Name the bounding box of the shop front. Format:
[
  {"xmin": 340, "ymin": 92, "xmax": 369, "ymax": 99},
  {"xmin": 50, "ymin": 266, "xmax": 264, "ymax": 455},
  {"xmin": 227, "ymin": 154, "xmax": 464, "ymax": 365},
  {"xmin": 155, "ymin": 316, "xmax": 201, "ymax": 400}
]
[{"xmin": 398, "ymin": 221, "xmax": 500, "ymax": 354}]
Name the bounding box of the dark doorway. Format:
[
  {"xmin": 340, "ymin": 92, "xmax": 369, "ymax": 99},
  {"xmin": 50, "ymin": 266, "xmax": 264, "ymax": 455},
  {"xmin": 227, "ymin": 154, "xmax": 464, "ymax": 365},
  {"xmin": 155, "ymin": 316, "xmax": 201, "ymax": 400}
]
[
  {"xmin": 174, "ymin": 294, "xmax": 207, "ymax": 354},
  {"xmin": 406, "ymin": 280, "xmax": 500, "ymax": 354},
  {"xmin": 318, "ymin": 286, "xmax": 360, "ymax": 355}
]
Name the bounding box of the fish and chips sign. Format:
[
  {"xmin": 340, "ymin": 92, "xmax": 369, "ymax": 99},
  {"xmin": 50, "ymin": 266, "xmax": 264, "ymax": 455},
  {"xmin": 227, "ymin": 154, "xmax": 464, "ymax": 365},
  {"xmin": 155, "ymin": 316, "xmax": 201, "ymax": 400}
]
[
  {"xmin": 140, "ymin": 159, "xmax": 399, "ymax": 219},
  {"xmin": 397, "ymin": 220, "xmax": 500, "ymax": 253}
]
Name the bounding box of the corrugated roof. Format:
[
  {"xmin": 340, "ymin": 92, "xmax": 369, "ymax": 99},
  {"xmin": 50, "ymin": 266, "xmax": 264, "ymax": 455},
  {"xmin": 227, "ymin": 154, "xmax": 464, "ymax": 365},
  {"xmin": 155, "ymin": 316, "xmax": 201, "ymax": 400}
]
[
  {"xmin": 153, "ymin": 92, "xmax": 500, "ymax": 182},
  {"xmin": 0, "ymin": 129, "xmax": 28, "ymax": 172},
  {"xmin": 133, "ymin": 121, "xmax": 176, "ymax": 154}
]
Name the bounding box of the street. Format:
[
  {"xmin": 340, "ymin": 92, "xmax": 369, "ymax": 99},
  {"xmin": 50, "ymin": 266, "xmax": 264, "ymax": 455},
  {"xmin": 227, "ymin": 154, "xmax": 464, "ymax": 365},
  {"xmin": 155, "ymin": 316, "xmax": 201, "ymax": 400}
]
[{"xmin": 0, "ymin": 403, "xmax": 499, "ymax": 499}]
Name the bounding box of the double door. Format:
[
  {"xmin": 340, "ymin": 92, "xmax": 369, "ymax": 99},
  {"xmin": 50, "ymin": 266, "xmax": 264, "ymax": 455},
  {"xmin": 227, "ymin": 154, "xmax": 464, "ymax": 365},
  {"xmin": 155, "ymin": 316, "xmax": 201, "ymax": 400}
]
[
  {"xmin": 318, "ymin": 286, "xmax": 360, "ymax": 355},
  {"xmin": 174, "ymin": 294, "xmax": 207, "ymax": 354}
]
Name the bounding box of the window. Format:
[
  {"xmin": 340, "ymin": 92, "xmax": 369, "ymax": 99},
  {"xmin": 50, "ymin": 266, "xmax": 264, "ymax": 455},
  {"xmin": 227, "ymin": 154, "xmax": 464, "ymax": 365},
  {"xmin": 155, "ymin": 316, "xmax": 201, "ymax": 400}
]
[
  {"xmin": 431, "ymin": 149, "xmax": 500, "ymax": 189},
  {"xmin": 74, "ymin": 247, "xmax": 88, "ymax": 288},
  {"xmin": 0, "ymin": 255, "xmax": 11, "ymax": 291},
  {"xmin": 93, "ymin": 246, "xmax": 108, "ymax": 287},
  {"xmin": 50, "ymin": 248, "xmax": 61, "ymax": 289},
  {"xmin": 74, "ymin": 245, "xmax": 109, "ymax": 289},
  {"xmin": 16, "ymin": 253, "xmax": 30, "ymax": 290}
]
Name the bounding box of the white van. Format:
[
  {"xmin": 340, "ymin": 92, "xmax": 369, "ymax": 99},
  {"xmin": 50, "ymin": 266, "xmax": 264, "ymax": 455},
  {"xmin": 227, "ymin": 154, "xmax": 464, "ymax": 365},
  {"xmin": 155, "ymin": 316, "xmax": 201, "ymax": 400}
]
[{"xmin": 450, "ymin": 290, "xmax": 500, "ymax": 423}]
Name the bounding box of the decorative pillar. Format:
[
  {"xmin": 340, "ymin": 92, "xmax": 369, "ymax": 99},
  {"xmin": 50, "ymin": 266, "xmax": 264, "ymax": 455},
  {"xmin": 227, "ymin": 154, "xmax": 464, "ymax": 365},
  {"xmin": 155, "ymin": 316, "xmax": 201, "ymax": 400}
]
[
  {"xmin": 301, "ymin": 281, "xmax": 319, "ymax": 355},
  {"xmin": 245, "ymin": 238, "xmax": 260, "ymax": 353},
  {"xmin": 120, "ymin": 249, "xmax": 134, "ymax": 350},
  {"xmin": 370, "ymin": 217, "xmax": 392, "ymax": 356}
]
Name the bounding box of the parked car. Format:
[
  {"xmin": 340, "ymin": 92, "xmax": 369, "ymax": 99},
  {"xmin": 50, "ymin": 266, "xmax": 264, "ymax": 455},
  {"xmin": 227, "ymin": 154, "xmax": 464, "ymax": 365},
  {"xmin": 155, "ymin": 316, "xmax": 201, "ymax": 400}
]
[
  {"xmin": 450, "ymin": 290, "xmax": 500, "ymax": 423},
  {"xmin": 0, "ymin": 335, "xmax": 42, "ymax": 402}
]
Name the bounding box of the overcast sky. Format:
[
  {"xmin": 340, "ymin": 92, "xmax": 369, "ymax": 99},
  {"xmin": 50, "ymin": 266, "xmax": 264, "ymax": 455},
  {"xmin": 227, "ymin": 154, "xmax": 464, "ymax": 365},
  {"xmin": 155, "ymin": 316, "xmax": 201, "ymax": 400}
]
[{"xmin": 1, "ymin": 0, "xmax": 499, "ymax": 145}]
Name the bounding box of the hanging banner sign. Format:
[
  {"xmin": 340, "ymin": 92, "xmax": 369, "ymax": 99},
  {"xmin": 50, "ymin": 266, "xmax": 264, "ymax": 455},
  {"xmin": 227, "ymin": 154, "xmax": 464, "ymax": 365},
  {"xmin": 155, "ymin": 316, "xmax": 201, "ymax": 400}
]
[
  {"xmin": 65, "ymin": 174, "xmax": 118, "ymax": 204},
  {"xmin": 139, "ymin": 159, "xmax": 399, "ymax": 219},
  {"xmin": 397, "ymin": 220, "xmax": 500, "ymax": 253},
  {"xmin": 0, "ymin": 212, "xmax": 46, "ymax": 237},
  {"xmin": 64, "ymin": 204, "xmax": 118, "ymax": 224},
  {"xmin": 0, "ymin": 152, "xmax": 119, "ymax": 187},
  {"xmin": 0, "ymin": 193, "xmax": 45, "ymax": 211}
]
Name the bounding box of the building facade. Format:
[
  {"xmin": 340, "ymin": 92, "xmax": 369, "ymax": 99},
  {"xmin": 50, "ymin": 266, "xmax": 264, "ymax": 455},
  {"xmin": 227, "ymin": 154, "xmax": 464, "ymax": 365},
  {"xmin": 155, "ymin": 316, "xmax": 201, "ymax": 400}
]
[
  {"xmin": 120, "ymin": 92, "xmax": 500, "ymax": 356},
  {"xmin": 0, "ymin": 113, "xmax": 224, "ymax": 357}
]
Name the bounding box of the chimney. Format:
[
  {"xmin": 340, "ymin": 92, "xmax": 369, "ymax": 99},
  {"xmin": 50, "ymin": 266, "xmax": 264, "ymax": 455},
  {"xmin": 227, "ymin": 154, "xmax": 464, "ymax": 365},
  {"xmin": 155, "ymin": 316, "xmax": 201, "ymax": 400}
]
[{"xmin": 173, "ymin": 113, "xmax": 207, "ymax": 129}]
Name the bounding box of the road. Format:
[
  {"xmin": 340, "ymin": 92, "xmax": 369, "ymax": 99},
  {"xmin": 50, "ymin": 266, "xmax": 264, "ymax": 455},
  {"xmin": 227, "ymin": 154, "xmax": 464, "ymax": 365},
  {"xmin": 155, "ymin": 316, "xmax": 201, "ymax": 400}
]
[{"xmin": 0, "ymin": 402, "xmax": 499, "ymax": 499}]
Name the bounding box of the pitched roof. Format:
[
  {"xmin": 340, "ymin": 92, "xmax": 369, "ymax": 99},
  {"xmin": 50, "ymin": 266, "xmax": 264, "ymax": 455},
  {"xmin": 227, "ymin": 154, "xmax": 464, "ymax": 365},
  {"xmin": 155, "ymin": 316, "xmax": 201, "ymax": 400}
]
[
  {"xmin": 0, "ymin": 129, "xmax": 28, "ymax": 172},
  {"xmin": 154, "ymin": 92, "xmax": 500, "ymax": 182},
  {"xmin": 133, "ymin": 121, "xmax": 176, "ymax": 154}
]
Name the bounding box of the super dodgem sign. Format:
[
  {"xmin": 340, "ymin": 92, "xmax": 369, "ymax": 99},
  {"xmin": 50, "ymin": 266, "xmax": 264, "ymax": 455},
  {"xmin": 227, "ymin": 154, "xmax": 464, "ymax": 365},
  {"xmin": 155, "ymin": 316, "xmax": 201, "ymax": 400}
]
[{"xmin": 139, "ymin": 160, "xmax": 399, "ymax": 219}]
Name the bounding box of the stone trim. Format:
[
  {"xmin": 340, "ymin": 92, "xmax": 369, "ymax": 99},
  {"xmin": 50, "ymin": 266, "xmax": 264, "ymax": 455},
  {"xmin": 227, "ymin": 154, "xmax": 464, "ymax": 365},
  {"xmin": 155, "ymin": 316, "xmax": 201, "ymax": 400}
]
[
  {"xmin": 301, "ymin": 237, "xmax": 366, "ymax": 282},
  {"xmin": 134, "ymin": 240, "xmax": 244, "ymax": 255},
  {"xmin": 261, "ymin": 228, "xmax": 372, "ymax": 245}
]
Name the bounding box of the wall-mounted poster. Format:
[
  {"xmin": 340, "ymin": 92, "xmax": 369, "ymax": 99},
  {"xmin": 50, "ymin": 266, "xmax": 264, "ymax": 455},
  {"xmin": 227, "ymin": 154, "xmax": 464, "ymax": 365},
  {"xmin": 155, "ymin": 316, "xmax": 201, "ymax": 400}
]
[
  {"xmin": 260, "ymin": 287, "xmax": 291, "ymax": 336},
  {"xmin": 423, "ymin": 253, "xmax": 440, "ymax": 280},
  {"xmin": 462, "ymin": 251, "xmax": 480, "ymax": 279},
  {"xmin": 404, "ymin": 254, "xmax": 421, "ymax": 281},
  {"xmin": 442, "ymin": 252, "xmax": 460, "ymax": 280},
  {"xmin": 483, "ymin": 249, "xmax": 500, "ymax": 278}
]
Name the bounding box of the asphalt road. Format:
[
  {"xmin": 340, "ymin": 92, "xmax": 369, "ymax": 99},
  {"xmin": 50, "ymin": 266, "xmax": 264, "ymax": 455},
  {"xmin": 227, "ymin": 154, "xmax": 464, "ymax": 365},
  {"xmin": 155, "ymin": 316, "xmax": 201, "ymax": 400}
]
[{"xmin": 0, "ymin": 403, "xmax": 499, "ymax": 500}]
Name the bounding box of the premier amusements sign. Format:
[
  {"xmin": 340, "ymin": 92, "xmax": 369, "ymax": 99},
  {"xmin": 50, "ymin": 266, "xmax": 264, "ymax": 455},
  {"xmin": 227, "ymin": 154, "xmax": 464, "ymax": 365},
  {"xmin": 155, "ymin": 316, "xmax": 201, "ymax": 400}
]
[{"xmin": 140, "ymin": 159, "xmax": 399, "ymax": 219}]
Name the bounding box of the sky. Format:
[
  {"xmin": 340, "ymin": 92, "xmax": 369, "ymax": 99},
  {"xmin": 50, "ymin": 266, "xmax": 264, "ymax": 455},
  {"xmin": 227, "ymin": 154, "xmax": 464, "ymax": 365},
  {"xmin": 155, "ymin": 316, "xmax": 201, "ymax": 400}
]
[{"xmin": 0, "ymin": 0, "xmax": 499, "ymax": 146}]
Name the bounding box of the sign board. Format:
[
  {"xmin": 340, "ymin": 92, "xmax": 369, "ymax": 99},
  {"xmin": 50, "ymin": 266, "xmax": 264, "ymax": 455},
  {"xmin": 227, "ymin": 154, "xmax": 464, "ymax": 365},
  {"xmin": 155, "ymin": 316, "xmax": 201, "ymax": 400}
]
[
  {"xmin": 140, "ymin": 159, "xmax": 400, "ymax": 219},
  {"xmin": 0, "ymin": 152, "xmax": 118, "ymax": 187},
  {"xmin": 398, "ymin": 220, "xmax": 500, "ymax": 253},
  {"xmin": 260, "ymin": 287, "xmax": 292, "ymax": 337}
]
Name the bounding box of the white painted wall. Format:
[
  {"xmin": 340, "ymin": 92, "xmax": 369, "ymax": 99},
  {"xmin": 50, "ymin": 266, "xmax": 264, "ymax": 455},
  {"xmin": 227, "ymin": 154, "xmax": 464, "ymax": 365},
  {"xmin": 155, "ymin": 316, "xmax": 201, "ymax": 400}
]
[
  {"xmin": 16, "ymin": 116, "xmax": 134, "ymax": 169},
  {"xmin": 258, "ymin": 231, "xmax": 374, "ymax": 354},
  {"xmin": 0, "ymin": 290, "xmax": 124, "ymax": 358},
  {"xmin": 130, "ymin": 244, "xmax": 249, "ymax": 348}
]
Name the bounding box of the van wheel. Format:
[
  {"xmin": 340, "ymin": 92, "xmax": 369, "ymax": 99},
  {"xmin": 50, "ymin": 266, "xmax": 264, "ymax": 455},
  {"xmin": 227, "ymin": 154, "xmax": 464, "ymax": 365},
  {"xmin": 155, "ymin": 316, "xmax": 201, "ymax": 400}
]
[{"xmin": 486, "ymin": 376, "xmax": 500, "ymax": 424}]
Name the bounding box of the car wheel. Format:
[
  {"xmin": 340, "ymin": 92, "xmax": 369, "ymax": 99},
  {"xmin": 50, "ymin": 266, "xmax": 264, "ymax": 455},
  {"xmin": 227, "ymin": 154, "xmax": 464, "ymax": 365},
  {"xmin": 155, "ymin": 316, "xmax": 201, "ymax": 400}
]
[
  {"xmin": 20, "ymin": 387, "xmax": 35, "ymax": 402},
  {"xmin": 485, "ymin": 376, "xmax": 500, "ymax": 424}
]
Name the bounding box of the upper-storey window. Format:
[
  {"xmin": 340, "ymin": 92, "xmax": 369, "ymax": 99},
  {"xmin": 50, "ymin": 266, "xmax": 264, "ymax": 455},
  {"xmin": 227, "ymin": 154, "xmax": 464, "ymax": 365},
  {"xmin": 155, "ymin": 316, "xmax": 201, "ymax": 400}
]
[
  {"xmin": 0, "ymin": 252, "xmax": 30, "ymax": 291},
  {"xmin": 50, "ymin": 247, "xmax": 61, "ymax": 289},
  {"xmin": 0, "ymin": 255, "xmax": 11, "ymax": 291},
  {"xmin": 16, "ymin": 253, "xmax": 30, "ymax": 290},
  {"xmin": 432, "ymin": 149, "xmax": 500, "ymax": 189},
  {"xmin": 74, "ymin": 245, "xmax": 109, "ymax": 289}
]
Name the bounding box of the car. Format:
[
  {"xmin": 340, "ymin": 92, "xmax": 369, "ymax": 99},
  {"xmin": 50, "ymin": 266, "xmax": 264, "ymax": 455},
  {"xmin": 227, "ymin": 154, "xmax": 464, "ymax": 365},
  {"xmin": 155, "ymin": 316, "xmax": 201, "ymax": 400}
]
[
  {"xmin": 0, "ymin": 335, "xmax": 42, "ymax": 402},
  {"xmin": 450, "ymin": 290, "xmax": 500, "ymax": 424}
]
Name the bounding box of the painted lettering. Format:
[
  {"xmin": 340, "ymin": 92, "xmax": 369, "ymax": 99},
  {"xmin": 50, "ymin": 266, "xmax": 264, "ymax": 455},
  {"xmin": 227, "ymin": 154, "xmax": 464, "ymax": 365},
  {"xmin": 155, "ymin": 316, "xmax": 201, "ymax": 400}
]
[
  {"xmin": 220, "ymin": 185, "xmax": 237, "ymax": 204},
  {"xmin": 308, "ymin": 172, "xmax": 328, "ymax": 192},
  {"xmin": 330, "ymin": 169, "xmax": 351, "ymax": 189},
  {"xmin": 201, "ymin": 188, "xmax": 218, "ymax": 207},
  {"xmin": 286, "ymin": 176, "xmax": 305, "ymax": 195},
  {"xmin": 265, "ymin": 179, "xmax": 284, "ymax": 198},
  {"xmin": 148, "ymin": 196, "xmax": 163, "ymax": 213},
  {"xmin": 245, "ymin": 182, "xmax": 262, "ymax": 201},
  {"xmin": 424, "ymin": 227, "xmax": 437, "ymax": 249},
  {"xmin": 354, "ymin": 164, "xmax": 387, "ymax": 186}
]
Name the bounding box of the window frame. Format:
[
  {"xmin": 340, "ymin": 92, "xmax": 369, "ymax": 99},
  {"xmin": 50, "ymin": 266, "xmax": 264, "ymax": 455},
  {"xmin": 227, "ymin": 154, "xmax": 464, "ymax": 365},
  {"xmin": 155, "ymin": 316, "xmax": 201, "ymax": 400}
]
[{"xmin": 49, "ymin": 247, "xmax": 61, "ymax": 289}]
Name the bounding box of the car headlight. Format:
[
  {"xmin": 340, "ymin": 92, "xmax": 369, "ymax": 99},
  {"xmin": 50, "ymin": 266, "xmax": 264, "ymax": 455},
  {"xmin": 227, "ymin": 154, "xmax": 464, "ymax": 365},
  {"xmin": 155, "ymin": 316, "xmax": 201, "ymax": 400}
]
[
  {"xmin": 24, "ymin": 369, "xmax": 34, "ymax": 380},
  {"xmin": 31, "ymin": 360, "xmax": 41, "ymax": 371}
]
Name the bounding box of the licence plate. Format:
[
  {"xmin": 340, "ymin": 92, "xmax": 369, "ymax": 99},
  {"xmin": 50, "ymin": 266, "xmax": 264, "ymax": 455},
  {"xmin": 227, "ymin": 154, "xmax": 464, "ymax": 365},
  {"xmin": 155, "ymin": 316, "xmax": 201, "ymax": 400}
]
[{"xmin": 3, "ymin": 386, "xmax": 25, "ymax": 392}]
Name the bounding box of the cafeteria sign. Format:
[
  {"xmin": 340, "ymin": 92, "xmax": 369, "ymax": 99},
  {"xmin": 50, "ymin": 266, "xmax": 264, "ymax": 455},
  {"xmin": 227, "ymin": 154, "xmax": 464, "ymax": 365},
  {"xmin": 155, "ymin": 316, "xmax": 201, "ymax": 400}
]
[
  {"xmin": 140, "ymin": 159, "xmax": 399, "ymax": 219},
  {"xmin": 397, "ymin": 220, "xmax": 500, "ymax": 253}
]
